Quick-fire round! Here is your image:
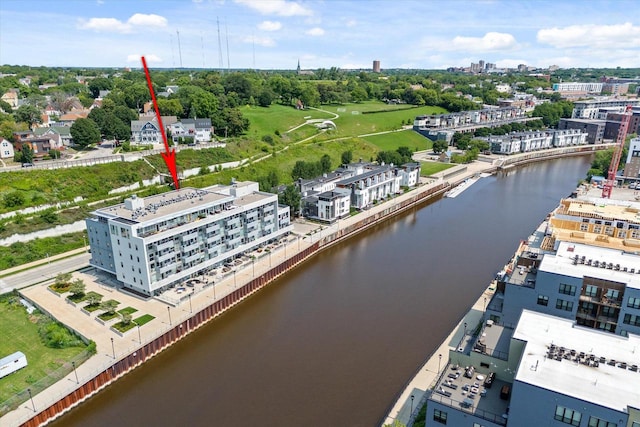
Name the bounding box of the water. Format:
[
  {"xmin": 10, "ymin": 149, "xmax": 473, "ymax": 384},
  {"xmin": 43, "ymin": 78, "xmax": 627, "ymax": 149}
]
[{"xmin": 51, "ymin": 157, "xmax": 590, "ymax": 427}]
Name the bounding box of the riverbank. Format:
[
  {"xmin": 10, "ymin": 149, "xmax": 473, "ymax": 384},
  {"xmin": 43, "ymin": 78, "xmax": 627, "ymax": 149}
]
[{"xmin": 2, "ymin": 146, "xmax": 605, "ymax": 427}]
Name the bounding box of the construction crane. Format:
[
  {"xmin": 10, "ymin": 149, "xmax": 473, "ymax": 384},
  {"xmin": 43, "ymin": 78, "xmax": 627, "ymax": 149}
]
[{"xmin": 602, "ymin": 105, "xmax": 633, "ymax": 198}]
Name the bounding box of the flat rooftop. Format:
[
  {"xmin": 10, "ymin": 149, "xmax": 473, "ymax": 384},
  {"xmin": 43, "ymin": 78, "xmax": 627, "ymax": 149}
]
[
  {"xmin": 513, "ymin": 310, "xmax": 640, "ymax": 412},
  {"xmin": 95, "ymin": 187, "xmax": 231, "ymax": 223},
  {"xmin": 539, "ymin": 240, "xmax": 640, "ymax": 290},
  {"xmin": 233, "ymin": 192, "xmax": 275, "ymax": 207},
  {"xmin": 431, "ymin": 363, "xmax": 510, "ymax": 425}
]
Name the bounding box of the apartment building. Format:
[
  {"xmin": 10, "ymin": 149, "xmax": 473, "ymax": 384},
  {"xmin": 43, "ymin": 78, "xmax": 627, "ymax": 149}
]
[
  {"xmin": 558, "ymin": 118, "xmax": 606, "ymax": 144},
  {"xmin": 488, "ymin": 129, "xmax": 587, "ymax": 155},
  {"xmin": 486, "ymin": 197, "xmax": 640, "ymax": 337},
  {"xmin": 86, "ymin": 181, "xmax": 292, "ymax": 296},
  {"xmin": 552, "ymin": 82, "xmax": 604, "ymax": 94},
  {"xmin": 572, "ymin": 98, "xmax": 640, "ymax": 120},
  {"xmin": 624, "ymin": 137, "xmax": 640, "ymax": 179},
  {"xmin": 426, "ymin": 310, "xmax": 640, "ymax": 427}
]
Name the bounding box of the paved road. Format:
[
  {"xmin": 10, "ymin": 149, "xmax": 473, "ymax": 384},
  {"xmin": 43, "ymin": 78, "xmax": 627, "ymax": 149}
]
[{"xmin": 0, "ymin": 253, "xmax": 91, "ymax": 293}]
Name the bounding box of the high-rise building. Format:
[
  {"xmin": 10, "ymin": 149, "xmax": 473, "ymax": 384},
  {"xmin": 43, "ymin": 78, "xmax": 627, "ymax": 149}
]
[{"xmin": 373, "ymin": 60, "xmax": 381, "ymax": 73}]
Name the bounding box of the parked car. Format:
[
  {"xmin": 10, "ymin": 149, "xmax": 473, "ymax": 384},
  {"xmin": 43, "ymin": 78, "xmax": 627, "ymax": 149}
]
[{"xmin": 21, "ymin": 163, "xmax": 34, "ymax": 168}]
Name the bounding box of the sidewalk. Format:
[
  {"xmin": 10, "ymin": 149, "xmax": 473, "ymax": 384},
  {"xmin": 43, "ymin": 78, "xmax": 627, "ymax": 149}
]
[{"xmin": 0, "ymin": 247, "xmax": 88, "ymax": 277}]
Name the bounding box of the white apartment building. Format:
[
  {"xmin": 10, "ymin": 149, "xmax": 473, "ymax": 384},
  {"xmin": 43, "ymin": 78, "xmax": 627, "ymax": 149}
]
[
  {"xmin": 552, "ymin": 82, "xmax": 604, "ymax": 93},
  {"xmin": 86, "ymin": 182, "xmax": 292, "ymax": 296},
  {"xmin": 488, "ymin": 130, "xmax": 587, "ymax": 155},
  {"xmin": 572, "ymin": 98, "xmax": 640, "ymax": 119}
]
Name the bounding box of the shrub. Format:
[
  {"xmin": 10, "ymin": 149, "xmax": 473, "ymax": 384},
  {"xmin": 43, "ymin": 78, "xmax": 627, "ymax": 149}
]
[{"xmin": 3, "ymin": 191, "xmax": 25, "ymax": 208}]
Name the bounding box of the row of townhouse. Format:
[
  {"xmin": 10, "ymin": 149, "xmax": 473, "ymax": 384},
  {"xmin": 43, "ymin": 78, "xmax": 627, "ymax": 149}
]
[
  {"xmin": 425, "ymin": 194, "xmax": 640, "ymax": 427},
  {"xmin": 298, "ymin": 162, "xmax": 421, "ymax": 223},
  {"xmin": 86, "ymin": 181, "xmax": 292, "ymax": 296},
  {"xmin": 130, "ymin": 116, "xmax": 215, "ymax": 145},
  {"xmin": 413, "ymin": 106, "xmax": 527, "ymax": 131},
  {"xmin": 487, "ymin": 129, "xmax": 588, "ymax": 155}
]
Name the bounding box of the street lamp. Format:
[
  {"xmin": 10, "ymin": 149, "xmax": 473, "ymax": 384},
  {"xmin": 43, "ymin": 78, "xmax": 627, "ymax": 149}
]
[
  {"xmin": 27, "ymin": 388, "xmax": 36, "ymax": 412},
  {"xmin": 167, "ymin": 306, "xmax": 172, "ymax": 326},
  {"xmin": 137, "ymin": 324, "xmax": 142, "ymax": 344},
  {"xmin": 252, "ymin": 258, "xmax": 255, "ymax": 278},
  {"xmin": 233, "ymin": 269, "xmax": 236, "ymax": 288},
  {"xmin": 464, "ymin": 322, "xmax": 467, "ymax": 335},
  {"xmin": 188, "ymin": 292, "xmax": 193, "ymax": 314},
  {"xmin": 72, "ymin": 361, "xmax": 79, "ymax": 384},
  {"xmin": 438, "ymin": 353, "xmax": 442, "ymax": 373},
  {"xmin": 410, "ymin": 394, "xmax": 414, "ymax": 415},
  {"xmin": 110, "ymin": 337, "xmax": 115, "ymax": 359},
  {"xmin": 484, "ymin": 297, "xmax": 487, "ymax": 312}
]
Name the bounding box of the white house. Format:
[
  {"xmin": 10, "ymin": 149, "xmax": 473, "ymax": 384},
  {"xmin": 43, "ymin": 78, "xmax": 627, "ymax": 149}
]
[
  {"xmin": 131, "ymin": 119, "xmax": 162, "ymax": 145},
  {"xmin": 0, "ymin": 138, "xmax": 14, "ymax": 159},
  {"xmin": 169, "ymin": 118, "xmax": 213, "ymax": 144}
]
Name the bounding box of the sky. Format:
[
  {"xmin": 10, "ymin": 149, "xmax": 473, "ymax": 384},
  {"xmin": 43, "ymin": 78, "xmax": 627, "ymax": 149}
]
[{"xmin": 1, "ymin": 0, "xmax": 639, "ymax": 70}]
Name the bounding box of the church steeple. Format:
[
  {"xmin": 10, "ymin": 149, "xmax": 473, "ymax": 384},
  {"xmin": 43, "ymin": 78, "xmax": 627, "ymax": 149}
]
[{"xmin": 296, "ymin": 59, "xmax": 301, "ymax": 74}]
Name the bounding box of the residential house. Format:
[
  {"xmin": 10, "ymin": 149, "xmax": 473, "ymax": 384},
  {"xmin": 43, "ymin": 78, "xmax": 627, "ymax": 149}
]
[
  {"xmin": 169, "ymin": 118, "xmax": 214, "ymax": 143},
  {"xmin": 0, "ymin": 138, "xmax": 14, "ymax": 159},
  {"xmin": 34, "ymin": 126, "xmax": 73, "ymax": 147},
  {"xmin": 14, "ymin": 136, "xmax": 63, "ymax": 158},
  {"xmin": 58, "ymin": 110, "xmax": 89, "ymax": 126},
  {"xmin": 335, "ymin": 164, "xmax": 402, "ymax": 210},
  {"xmin": 131, "ymin": 118, "xmax": 162, "ymax": 145},
  {"xmin": 1, "ymin": 89, "xmax": 19, "ymax": 108}
]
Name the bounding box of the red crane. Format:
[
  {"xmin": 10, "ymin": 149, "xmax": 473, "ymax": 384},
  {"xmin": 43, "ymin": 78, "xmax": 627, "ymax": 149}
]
[{"xmin": 602, "ymin": 105, "xmax": 633, "ymax": 198}]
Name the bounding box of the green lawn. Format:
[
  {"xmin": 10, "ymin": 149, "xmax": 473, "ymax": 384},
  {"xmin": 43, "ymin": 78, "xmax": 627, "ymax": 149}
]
[
  {"xmin": 0, "ymin": 232, "xmax": 86, "ymax": 271},
  {"xmin": 112, "ymin": 321, "xmax": 136, "ymax": 333},
  {"xmin": 0, "ymin": 294, "xmax": 88, "ymax": 414},
  {"xmin": 420, "ymin": 162, "xmax": 456, "ymax": 176},
  {"xmin": 241, "ymin": 104, "xmax": 327, "ymax": 137},
  {"xmin": 117, "ymin": 306, "xmax": 138, "ymax": 316},
  {"xmin": 362, "ymin": 130, "xmax": 434, "ymax": 152},
  {"xmin": 133, "ymin": 314, "xmax": 155, "ymax": 326}
]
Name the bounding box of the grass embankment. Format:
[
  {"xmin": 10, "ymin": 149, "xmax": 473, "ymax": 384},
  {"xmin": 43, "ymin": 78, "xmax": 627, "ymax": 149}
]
[
  {"xmin": 0, "ymin": 232, "xmax": 86, "ymax": 271},
  {"xmin": 362, "ymin": 129, "xmax": 434, "ymax": 152},
  {"xmin": 0, "ymin": 292, "xmax": 92, "ymax": 415}
]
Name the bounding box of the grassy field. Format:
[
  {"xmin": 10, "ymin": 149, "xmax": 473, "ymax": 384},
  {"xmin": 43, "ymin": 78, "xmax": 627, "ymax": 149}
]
[
  {"xmin": 362, "ymin": 130, "xmax": 434, "ymax": 152},
  {"xmin": 420, "ymin": 162, "xmax": 456, "ymax": 176},
  {"xmin": 187, "ymin": 137, "xmax": 380, "ymax": 188},
  {"xmin": 0, "ymin": 294, "xmax": 89, "ymax": 412},
  {"xmin": 241, "ymin": 104, "xmax": 327, "ymax": 137},
  {"xmin": 0, "ymin": 232, "xmax": 86, "ymax": 271}
]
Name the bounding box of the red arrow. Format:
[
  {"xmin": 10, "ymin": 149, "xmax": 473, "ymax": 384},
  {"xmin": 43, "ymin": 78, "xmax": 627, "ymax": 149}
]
[{"xmin": 141, "ymin": 56, "xmax": 180, "ymax": 189}]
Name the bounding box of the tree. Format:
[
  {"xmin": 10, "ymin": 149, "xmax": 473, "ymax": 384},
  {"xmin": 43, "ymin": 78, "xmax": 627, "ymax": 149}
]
[
  {"xmin": 14, "ymin": 104, "xmax": 42, "ymax": 126},
  {"xmin": 258, "ymin": 170, "xmax": 279, "ymax": 192},
  {"xmin": 432, "ymin": 140, "xmax": 449, "ymax": 154},
  {"xmin": 278, "ymin": 184, "xmax": 301, "ymax": 216},
  {"xmin": 120, "ymin": 312, "xmax": 132, "ymax": 325},
  {"xmin": 69, "ymin": 279, "xmax": 86, "ymax": 297},
  {"xmin": 157, "ymin": 98, "xmax": 184, "ymax": 117},
  {"xmin": 0, "ymin": 99, "xmax": 12, "ymax": 113},
  {"xmin": 99, "ymin": 299, "xmax": 119, "ymax": 315},
  {"xmin": 320, "ymin": 154, "xmax": 332, "ymax": 173},
  {"xmin": 54, "ymin": 272, "xmax": 72, "ymax": 289},
  {"xmin": 70, "ymin": 118, "xmax": 101, "ymax": 147},
  {"xmin": 20, "ymin": 143, "xmax": 34, "ymax": 164},
  {"xmin": 257, "ymin": 89, "xmax": 274, "ymax": 107},
  {"xmin": 341, "ymin": 150, "xmax": 353, "ymax": 165},
  {"xmin": 85, "ymin": 291, "xmax": 103, "ymax": 306}
]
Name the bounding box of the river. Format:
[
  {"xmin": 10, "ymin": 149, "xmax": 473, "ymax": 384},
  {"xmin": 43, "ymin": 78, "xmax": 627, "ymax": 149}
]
[{"xmin": 51, "ymin": 156, "xmax": 591, "ymax": 427}]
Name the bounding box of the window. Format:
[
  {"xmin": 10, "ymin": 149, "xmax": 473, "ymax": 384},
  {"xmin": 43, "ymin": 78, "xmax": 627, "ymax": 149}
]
[
  {"xmin": 623, "ymin": 314, "xmax": 640, "ymax": 326},
  {"xmin": 537, "ymin": 295, "xmax": 549, "ymax": 306},
  {"xmin": 605, "ymin": 289, "xmax": 620, "ymax": 300},
  {"xmin": 554, "ymin": 406, "xmax": 581, "ymax": 426},
  {"xmin": 556, "ymin": 299, "xmax": 574, "ymax": 311},
  {"xmin": 584, "ymin": 285, "xmax": 598, "ymax": 297},
  {"xmin": 559, "ymin": 283, "xmax": 576, "ymax": 296},
  {"xmin": 433, "ymin": 409, "xmax": 447, "ymax": 424},
  {"xmin": 628, "ymin": 297, "xmax": 640, "ymax": 309},
  {"xmin": 593, "ymin": 225, "xmax": 602, "ymax": 233},
  {"xmin": 588, "ymin": 416, "xmax": 616, "ymax": 427},
  {"xmin": 580, "ymin": 223, "xmax": 589, "ymax": 231}
]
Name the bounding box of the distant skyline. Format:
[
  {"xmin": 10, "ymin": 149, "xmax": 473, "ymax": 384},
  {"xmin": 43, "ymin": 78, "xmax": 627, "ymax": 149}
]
[{"xmin": 1, "ymin": 0, "xmax": 639, "ymax": 70}]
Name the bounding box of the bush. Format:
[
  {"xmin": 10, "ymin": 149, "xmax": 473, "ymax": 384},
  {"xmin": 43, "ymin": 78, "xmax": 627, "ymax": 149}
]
[
  {"xmin": 261, "ymin": 135, "xmax": 274, "ymax": 145},
  {"xmin": 38, "ymin": 321, "xmax": 84, "ymax": 348},
  {"xmin": 3, "ymin": 191, "xmax": 25, "ymax": 208}
]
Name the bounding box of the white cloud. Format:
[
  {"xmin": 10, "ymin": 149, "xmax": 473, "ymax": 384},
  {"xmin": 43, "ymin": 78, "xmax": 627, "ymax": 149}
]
[
  {"xmin": 451, "ymin": 32, "xmax": 518, "ymax": 52},
  {"xmin": 127, "ymin": 13, "xmax": 168, "ymax": 28},
  {"xmin": 243, "ymin": 35, "xmax": 276, "ymax": 47},
  {"xmin": 78, "ymin": 13, "xmax": 167, "ymax": 33},
  {"xmin": 79, "ymin": 17, "xmax": 131, "ymax": 33},
  {"xmin": 258, "ymin": 20, "xmax": 282, "ymax": 31},
  {"xmin": 345, "ymin": 19, "xmax": 357, "ymax": 28},
  {"xmin": 306, "ymin": 27, "xmax": 325, "ymax": 36},
  {"xmin": 495, "ymin": 58, "xmax": 529, "ymax": 68},
  {"xmin": 127, "ymin": 54, "xmax": 162, "ymax": 63},
  {"xmin": 234, "ymin": 0, "xmax": 313, "ymax": 16},
  {"xmin": 537, "ymin": 22, "xmax": 640, "ymax": 49}
]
